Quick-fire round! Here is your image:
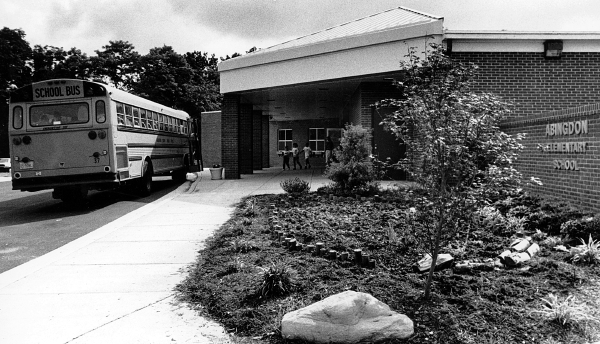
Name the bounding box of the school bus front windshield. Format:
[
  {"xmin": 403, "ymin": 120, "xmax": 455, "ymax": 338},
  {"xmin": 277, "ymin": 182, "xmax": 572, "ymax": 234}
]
[{"xmin": 30, "ymin": 103, "xmax": 89, "ymax": 127}]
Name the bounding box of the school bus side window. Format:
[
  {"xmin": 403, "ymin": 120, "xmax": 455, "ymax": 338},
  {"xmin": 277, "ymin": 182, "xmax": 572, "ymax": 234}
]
[
  {"xmin": 146, "ymin": 110, "xmax": 154, "ymax": 130},
  {"xmin": 116, "ymin": 102, "xmax": 125, "ymax": 125},
  {"xmin": 133, "ymin": 107, "xmax": 140, "ymax": 127},
  {"xmin": 140, "ymin": 109, "xmax": 147, "ymax": 128},
  {"xmin": 125, "ymin": 105, "xmax": 133, "ymax": 127},
  {"xmin": 153, "ymin": 113, "xmax": 159, "ymax": 130}
]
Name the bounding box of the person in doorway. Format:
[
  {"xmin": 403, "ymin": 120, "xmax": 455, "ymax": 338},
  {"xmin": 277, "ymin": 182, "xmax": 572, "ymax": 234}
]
[
  {"xmin": 292, "ymin": 143, "xmax": 303, "ymax": 170},
  {"xmin": 325, "ymin": 136, "xmax": 334, "ymax": 166},
  {"xmin": 282, "ymin": 145, "xmax": 291, "ymax": 170},
  {"xmin": 303, "ymin": 142, "xmax": 312, "ymax": 169}
]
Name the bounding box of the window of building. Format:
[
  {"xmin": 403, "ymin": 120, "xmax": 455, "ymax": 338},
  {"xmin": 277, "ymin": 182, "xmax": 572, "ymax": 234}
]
[
  {"xmin": 309, "ymin": 128, "xmax": 325, "ymax": 152},
  {"xmin": 278, "ymin": 129, "xmax": 292, "ymax": 151}
]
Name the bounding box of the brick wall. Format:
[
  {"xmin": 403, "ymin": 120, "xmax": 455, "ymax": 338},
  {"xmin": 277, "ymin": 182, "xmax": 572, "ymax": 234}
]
[
  {"xmin": 252, "ymin": 110, "xmax": 263, "ymax": 170},
  {"xmin": 501, "ymin": 104, "xmax": 600, "ymax": 212},
  {"xmin": 239, "ymin": 104, "xmax": 253, "ymax": 174},
  {"xmin": 452, "ymin": 52, "xmax": 600, "ymax": 118},
  {"xmin": 221, "ymin": 94, "xmax": 240, "ymax": 179},
  {"xmin": 359, "ymin": 82, "xmax": 401, "ymax": 154},
  {"xmin": 453, "ymin": 51, "xmax": 600, "ymax": 211},
  {"xmin": 200, "ymin": 111, "xmax": 221, "ymax": 168},
  {"xmin": 262, "ymin": 116, "xmax": 270, "ymax": 168}
]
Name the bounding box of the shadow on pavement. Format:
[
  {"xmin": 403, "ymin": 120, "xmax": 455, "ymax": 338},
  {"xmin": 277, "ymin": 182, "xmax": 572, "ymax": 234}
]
[{"xmin": 0, "ymin": 178, "xmax": 183, "ymax": 228}]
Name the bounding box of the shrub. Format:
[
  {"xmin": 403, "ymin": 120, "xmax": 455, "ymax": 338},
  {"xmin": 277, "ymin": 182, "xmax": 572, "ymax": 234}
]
[
  {"xmin": 256, "ymin": 261, "xmax": 297, "ymax": 298},
  {"xmin": 324, "ymin": 124, "xmax": 380, "ymax": 193},
  {"xmin": 280, "ymin": 177, "xmax": 310, "ymax": 194},
  {"xmin": 241, "ymin": 197, "xmax": 257, "ymax": 217},
  {"xmin": 570, "ymin": 235, "xmax": 600, "ymax": 265},
  {"xmin": 561, "ymin": 216, "xmax": 600, "ymax": 241},
  {"xmin": 324, "ymin": 158, "xmax": 376, "ymax": 193},
  {"xmin": 473, "ymin": 206, "xmax": 505, "ymax": 233},
  {"xmin": 533, "ymin": 293, "xmax": 595, "ymax": 327}
]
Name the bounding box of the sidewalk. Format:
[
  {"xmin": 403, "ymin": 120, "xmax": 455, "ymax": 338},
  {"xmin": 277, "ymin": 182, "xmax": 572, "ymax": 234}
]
[{"xmin": 0, "ymin": 167, "xmax": 333, "ymax": 344}]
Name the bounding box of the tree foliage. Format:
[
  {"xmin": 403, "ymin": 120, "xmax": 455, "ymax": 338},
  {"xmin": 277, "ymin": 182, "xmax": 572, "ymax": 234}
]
[
  {"xmin": 90, "ymin": 40, "xmax": 141, "ymax": 91},
  {"xmin": 378, "ymin": 43, "xmax": 529, "ymax": 298}
]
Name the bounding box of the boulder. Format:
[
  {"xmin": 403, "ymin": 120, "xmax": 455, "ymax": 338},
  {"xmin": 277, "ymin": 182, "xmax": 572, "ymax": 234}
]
[{"xmin": 281, "ymin": 290, "xmax": 413, "ymax": 343}]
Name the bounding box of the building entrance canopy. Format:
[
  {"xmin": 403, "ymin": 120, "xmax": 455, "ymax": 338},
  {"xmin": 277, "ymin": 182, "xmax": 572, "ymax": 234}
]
[{"xmin": 218, "ymin": 7, "xmax": 443, "ymax": 122}]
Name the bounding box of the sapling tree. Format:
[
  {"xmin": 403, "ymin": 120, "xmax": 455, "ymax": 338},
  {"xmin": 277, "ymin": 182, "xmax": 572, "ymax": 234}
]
[{"xmin": 378, "ymin": 43, "xmax": 529, "ymax": 299}]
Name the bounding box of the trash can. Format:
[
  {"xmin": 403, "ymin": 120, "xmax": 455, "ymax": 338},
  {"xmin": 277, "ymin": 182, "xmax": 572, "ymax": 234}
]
[{"xmin": 209, "ymin": 167, "xmax": 223, "ymax": 180}]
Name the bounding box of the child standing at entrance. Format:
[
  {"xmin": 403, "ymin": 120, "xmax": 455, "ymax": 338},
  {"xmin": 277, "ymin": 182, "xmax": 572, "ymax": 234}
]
[
  {"xmin": 292, "ymin": 143, "xmax": 303, "ymax": 170},
  {"xmin": 282, "ymin": 145, "xmax": 291, "ymax": 170},
  {"xmin": 303, "ymin": 142, "xmax": 312, "ymax": 168}
]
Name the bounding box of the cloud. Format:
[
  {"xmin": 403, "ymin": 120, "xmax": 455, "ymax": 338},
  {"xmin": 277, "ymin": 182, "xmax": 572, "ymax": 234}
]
[{"xmin": 166, "ymin": 0, "xmax": 403, "ymax": 45}]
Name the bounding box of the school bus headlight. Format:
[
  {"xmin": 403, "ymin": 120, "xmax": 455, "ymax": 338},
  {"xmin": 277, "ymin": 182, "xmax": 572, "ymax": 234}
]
[
  {"xmin": 22, "ymin": 136, "xmax": 32, "ymax": 145},
  {"xmin": 102, "ymin": 150, "xmax": 107, "ymax": 155},
  {"xmin": 13, "ymin": 137, "xmax": 22, "ymax": 145},
  {"xmin": 98, "ymin": 130, "xmax": 107, "ymax": 139},
  {"xmin": 104, "ymin": 166, "xmax": 111, "ymax": 172},
  {"xmin": 88, "ymin": 131, "xmax": 97, "ymax": 140}
]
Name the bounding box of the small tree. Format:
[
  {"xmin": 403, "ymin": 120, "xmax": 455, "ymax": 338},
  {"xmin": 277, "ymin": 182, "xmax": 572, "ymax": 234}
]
[
  {"xmin": 379, "ymin": 43, "xmax": 528, "ymax": 299},
  {"xmin": 324, "ymin": 124, "xmax": 378, "ymax": 192}
]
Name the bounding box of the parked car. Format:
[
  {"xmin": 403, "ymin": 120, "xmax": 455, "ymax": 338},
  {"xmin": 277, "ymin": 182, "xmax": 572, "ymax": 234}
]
[{"xmin": 0, "ymin": 158, "xmax": 11, "ymax": 172}]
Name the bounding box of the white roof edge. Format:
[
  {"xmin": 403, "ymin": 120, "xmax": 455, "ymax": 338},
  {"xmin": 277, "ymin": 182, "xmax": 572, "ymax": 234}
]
[
  {"xmin": 398, "ymin": 6, "xmax": 443, "ymax": 20},
  {"xmin": 445, "ymin": 30, "xmax": 600, "ymax": 40},
  {"xmin": 220, "ymin": 20, "xmax": 443, "ymax": 72}
]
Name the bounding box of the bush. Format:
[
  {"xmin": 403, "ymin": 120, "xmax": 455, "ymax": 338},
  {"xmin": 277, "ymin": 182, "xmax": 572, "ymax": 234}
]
[
  {"xmin": 324, "ymin": 159, "xmax": 376, "ymax": 192},
  {"xmin": 256, "ymin": 261, "xmax": 297, "ymax": 298},
  {"xmin": 280, "ymin": 177, "xmax": 310, "ymax": 194},
  {"xmin": 561, "ymin": 216, "xmax": 600, "ymax": 241}
]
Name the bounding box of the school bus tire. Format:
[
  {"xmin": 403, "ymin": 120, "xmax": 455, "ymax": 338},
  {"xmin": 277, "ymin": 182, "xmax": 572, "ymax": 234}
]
[{"xmin": 138, "ymin": 159, "xmax": 153, "ymax": 196}]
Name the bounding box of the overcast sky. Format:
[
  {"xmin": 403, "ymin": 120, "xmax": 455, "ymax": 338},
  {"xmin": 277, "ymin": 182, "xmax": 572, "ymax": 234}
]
[{"xmin": 1, "ymin": 0, "xmax": 599, "ymax": 58}]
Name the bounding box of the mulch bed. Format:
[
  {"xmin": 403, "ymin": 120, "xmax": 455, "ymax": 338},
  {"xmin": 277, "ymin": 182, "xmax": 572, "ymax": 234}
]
[{"xmin": 177, "ymin": 191, "xmax": 600, "ymax": 344}]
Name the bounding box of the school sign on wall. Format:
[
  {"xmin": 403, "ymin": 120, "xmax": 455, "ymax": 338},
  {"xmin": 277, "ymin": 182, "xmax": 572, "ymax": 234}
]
[{"xmin": 541, "ymin": 119, "xmax": 588, "ymax": 171}]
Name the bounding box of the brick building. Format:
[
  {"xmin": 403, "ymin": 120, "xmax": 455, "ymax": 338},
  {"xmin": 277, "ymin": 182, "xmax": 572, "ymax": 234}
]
[{"xmin": 213, "ymin": 7, "xmax": 600, "ymax": 211}]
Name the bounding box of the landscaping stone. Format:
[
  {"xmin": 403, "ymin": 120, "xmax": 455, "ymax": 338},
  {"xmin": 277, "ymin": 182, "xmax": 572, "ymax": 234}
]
[
  {"xmin": 416, "ymin": 253, "xmax": 454, "ymax": 272},
  {"xmin": 281, "ymin": 290, "xmax": 414, "ymax": 343}
]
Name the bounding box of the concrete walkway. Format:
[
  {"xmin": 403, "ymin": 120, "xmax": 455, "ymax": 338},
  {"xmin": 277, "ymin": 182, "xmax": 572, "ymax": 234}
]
[{"xmin": 0, "ymin": 167, "xmax": 334, "ymax": 344}]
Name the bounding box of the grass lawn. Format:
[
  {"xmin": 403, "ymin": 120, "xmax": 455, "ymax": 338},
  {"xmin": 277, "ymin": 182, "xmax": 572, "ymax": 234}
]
[{"xmin": 176, "ymin": 186, "xmax": 600, "ymax": 344}]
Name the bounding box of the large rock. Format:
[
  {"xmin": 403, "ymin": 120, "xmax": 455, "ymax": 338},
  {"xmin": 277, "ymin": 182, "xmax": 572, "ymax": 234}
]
[{"xmin": 281, "ymin": 290, "xmax": 413, "ymax": 343}]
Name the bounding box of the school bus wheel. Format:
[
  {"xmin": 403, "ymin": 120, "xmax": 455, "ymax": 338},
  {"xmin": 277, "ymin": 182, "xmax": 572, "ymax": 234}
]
[{"xmin": 138, "ymin": 160, "xmax": 153, "ymax": 196}]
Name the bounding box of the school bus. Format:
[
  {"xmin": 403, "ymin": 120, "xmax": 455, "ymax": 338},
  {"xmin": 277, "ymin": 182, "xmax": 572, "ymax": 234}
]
[{"xmin": 8, "ymin": 79, "xmax": 193, "ymax": 202}]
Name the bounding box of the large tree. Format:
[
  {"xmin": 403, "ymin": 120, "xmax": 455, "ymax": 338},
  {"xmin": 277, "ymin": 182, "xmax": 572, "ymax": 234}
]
[
  {"xmin": 379, "ymin": 43, "xmax": 527, "ymax": 299},
  {"xmin": 134, "ymin": 47, "xmax": 221, "ymax": 116},
  {"xmin": 0, "ymin": 27, "xmax": 32, "ymax": 157},
  {"xmin": 91, "ymin": 40, "xmax": 141, "ymax": 91}
]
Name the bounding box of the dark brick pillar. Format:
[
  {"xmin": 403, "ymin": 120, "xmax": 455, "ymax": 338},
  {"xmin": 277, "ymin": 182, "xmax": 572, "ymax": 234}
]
[
  {"xmin": 221, "ymin": 94, "xmax": 240, "ymax": 179},
  {"xmin": 252, "ymin": 110, "xmax": 262, "ymax": 170},
  {"xmin": 262, "ymin": 116, "xmax": 270, "ymax": 168},
  {"xmin": 239, "ymin": 104, "xmax": 253, "ymax": 174}
]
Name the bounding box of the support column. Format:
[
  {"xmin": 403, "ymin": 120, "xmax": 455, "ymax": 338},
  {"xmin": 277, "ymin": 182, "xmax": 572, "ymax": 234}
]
[
  {"xmin": 262, "ymin": 116, "xmax": 270, "ymax": 168},
  {"xmin": 252, "ymin": 110, "xmax": 262, "ymax": 170},
  {"xmin": 221, "ymin": 94, "xmax": 240, "ymax": 179},
  {"xmin": 239, "ymin": 104, "xmax": 253, "ymax": 174}
]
